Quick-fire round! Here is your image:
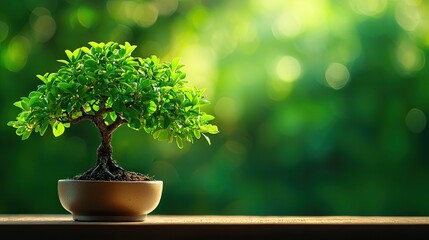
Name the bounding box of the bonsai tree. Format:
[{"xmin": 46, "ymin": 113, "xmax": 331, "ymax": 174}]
[{"xmin": 8, "ymin": 41, "xmax": 219, "ymax": 181}]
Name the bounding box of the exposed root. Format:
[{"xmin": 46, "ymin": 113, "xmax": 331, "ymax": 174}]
[
  {"xmin": 72, "ymin": 157, "xmax": 151, "ymax": 181},
  {"xmin": 72, "ymin": 131, "xmax": 152, "ymax": 181}
]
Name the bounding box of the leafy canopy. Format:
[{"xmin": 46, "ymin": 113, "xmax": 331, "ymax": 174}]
[{"xmin": 7, "ymin": 41, "xmax": 219, "ymax": 149}]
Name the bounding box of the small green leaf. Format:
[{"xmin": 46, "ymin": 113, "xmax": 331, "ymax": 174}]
[
  {"xmin": 36, "ymin": 74, "xmax": 48, "ymax": 83},
  {"xmin": 22, "ymin": 131, "xmax": 31, "ymax": 140},
  {"xmin": 81, "ymin": 46, "xmax": 90, "ymax": 54},
  {"xmin": 176, "ymin": 136, "xmax": 183, "ymax": 149},
  {"xmin": 29, "ymin": 97, "xmax": 42, "ymax": 108},
  {"xmin": 124, "ymin": 107, "xmax": 139, "ymax": 118},
  {"xmin": 193, "ymin": 130, "xmax": 201, "ymax": 139},
  {"xmin": 157, "ymin": 129, "xmax": 169, "ymax": 141},
  {"xmin": 138, "ymin": 79, "xmax": 152, "ymax": 89},
  {"xmin": 129, "ymin": 118, "xmax": 141, "ymax": 129},
  {"xmin": 29, "ymin": 91, "xmax": 42, "ymax": 98},
  {"xmin": 125, "ymin": 43, "xmax": 137, "ymax": 56},
  {"xmin": 185, "ymin": 92, "xmax": 193, "ymax": 101},
  {"xmin": 16, "ymin": 126, "xmax": 26, "ymax": 135},
  {"xmin": 147, "ymin": 101, "xmax": 157, "ymax": 114},
  {"xmin": 153, "ymin": 129, "xmax": 161, "ymax": 139},
  {"xmin": 56, "ymin": 59, "xmax": 69, "ymax": 65},
  {"xmin": 52, "ymin": 122, "xmax": 65, "ymax": 137},
  {"xmin": 171, "ymin": 58, "xmax": 180, "ymax": 71},
  {"xmin": 201, "ymin": 124, "xmax": 219, "ymax": 134},
  {"xmin": 88, "ymin": 41, "xmax": 99, "ymax": 48},
  {"xmin": 58, "ymin": 82, "xmax": 70, "ymax": 92},
  {"xmin": 200, "ymin": 114, "xmax": 215, "ymax": 122},
  {"xmin": 39, "ymin": 121, "xmax": 49, "ymax": 136},
  {"xmin": 118, "ymin": 48, "xmax": 126, "ymax": 57},
  {"xmin": 110, "ymin": 112, "xmax": 117, "ymax": 122},
  {"xmin": 178, "ymin": 72, "xmax": 186, "ymax": 79},
  {"xmin": 112, "ymin": 100, "xmax": 126, "ymax": 112},
  {"xmin": 202, "ymin": 133, "xmax": 211, "ymax": 145},
  {"xmin": 77, "ymin": 75, "xmax": 88, "ymax": 84},
  {"xmin": 21, "ymin": 101, "xmax": 30, "ymax": 111},
  {"xmin": 13, "ymin": 101, "xmax": 24, "ymax": 110},
  {"xmin": 84, "ymin": 59, "xmax": 97, "ymax": 69},
  {"xmin": 199, "ymin": 99, "xmax": 210, "ymax": 105},
  {"xmin": 72, "ymin": 48, "xmax": 82, "ymax": 60},
  {"xmin": 65, "ymin": 50, "xmax": 73, "ymax": 61}
]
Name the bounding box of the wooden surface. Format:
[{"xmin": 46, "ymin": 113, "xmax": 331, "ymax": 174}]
[
  {"xmin": 2, "ymin": 214, "xmax": 429, "ymax": 224},
  {"xmin": 2, "ymin": 215, "xmax": 429, "ymax": 239}
]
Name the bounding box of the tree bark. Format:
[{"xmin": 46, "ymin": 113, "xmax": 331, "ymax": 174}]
[
  {"xmin": 97, "ymin": 130, "xmax": 113, "ymax": 166},
  {"xmin": 71, "ymin": 105, "xmax": 150, "ymax": 181}
]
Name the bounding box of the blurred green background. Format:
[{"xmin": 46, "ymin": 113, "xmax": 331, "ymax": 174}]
[{"xmin": 1, "ymin": 0, "xmax": 429, "ymax": 216}]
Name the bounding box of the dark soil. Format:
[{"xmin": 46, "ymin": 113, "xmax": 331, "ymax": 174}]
[
  {"xmin": 72, "ymin": 169, "xmax": 151, "ymax": 181},
  {"xmin": 71, "ymin": 159, "xmax": 152, "ymax": 181}
]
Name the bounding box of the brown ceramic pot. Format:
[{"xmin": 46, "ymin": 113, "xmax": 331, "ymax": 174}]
[{"xmin": 58, "ymin": 179, "xmax": 163, "ymax": 222}]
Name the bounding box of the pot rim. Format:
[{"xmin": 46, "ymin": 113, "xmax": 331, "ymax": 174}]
[{"xmin": 58, "ymin": 179, "xmax": 163, "ymax": 184}]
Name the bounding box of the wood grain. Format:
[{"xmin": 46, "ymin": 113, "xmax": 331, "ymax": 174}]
[
  {"xmin": 1, "ymin": 215, "xmax": 429, "ymax": 239},
  {"xmin": 2, "ymin": 214, "xmax": 429, "ymax": 224}
]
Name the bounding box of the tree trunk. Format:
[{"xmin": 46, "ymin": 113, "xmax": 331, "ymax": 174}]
[
  {"xmin": 73, "ymin": 128, "xmax": 150, "ymax": 181},
  {"xmin": 97, "ymin": 130, "xmax": 114, "ymax": 169},
  {"xmin": 72, "ymin": 115, "xmax": 151, "ymax": 181},
  {"xmin": 90, "ymin": 129, "xmax": 124, "ymax": 179}
]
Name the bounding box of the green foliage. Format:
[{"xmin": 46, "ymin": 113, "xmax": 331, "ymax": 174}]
[{"xmin": 7, "ymin": 41, "xmax": 218, "ymax": 148}]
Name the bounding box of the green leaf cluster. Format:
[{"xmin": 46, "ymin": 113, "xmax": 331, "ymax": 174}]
[{"xmin": 7, "ymin": 41, "xmax": 219, "ymax": 148}]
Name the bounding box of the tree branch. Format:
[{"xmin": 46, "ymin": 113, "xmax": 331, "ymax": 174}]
[
  {"xmin": 69, "ymin": 113, "xmax": 95, "ymax": 124},
  {"xmin": 98, "ymin": 107, "xmax": 113, "ymax": 115},
  {"xmin": 107, "ymin": 115, "xmax": 128, "ymax": 132},
  {"xmin": 62, "ymin": 107, "xmax": 94, "ymax": 125}
]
